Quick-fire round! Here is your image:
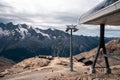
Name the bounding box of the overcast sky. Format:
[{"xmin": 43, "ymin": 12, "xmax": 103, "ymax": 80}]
[{"xmin": 0, "ymin": 0, "xmax": 120, "ymax": 37}]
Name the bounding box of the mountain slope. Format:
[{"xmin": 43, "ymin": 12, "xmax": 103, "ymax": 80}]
[
  {"xmin": 0, "ymin": 22, "xmax": 111, "ymax": 62},
  {"xmin": 80, "ymin": 38, "xmax": 120, "ymax": 66},
  {"xmin": 0, "ymin": 57, "xmax": 15, "ymax": 72}
]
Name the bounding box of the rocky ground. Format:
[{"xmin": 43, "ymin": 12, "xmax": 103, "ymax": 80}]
[
  {"xmin": 0, "ymin": 56, "xmax": 120, "ymax": 80},
  {"xmin": 0, "ymin": 57, "xmax": 89, "ymax": 80},
  {"xmin": 0, "ymin": 57, "xmax": 15, "ymax": 72}
]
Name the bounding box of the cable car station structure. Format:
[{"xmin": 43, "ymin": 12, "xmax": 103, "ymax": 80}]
[{"xmin": 78, "ymin": 0, "xmax": 120, "ymax": 74}]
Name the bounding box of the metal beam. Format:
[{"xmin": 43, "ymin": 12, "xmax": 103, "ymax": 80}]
[{"xmin": 91, "ymin": 24, "xmax": 111, "ymax": 74}]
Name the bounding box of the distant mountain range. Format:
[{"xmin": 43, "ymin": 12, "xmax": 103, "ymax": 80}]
[{"xmin": 0, "ymin": 22, "xmax": 112, "ymax": 62}]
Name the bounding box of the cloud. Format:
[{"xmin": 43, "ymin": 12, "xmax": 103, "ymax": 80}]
[
  {"xmin": 0, "ymin": 0, "xmax": 100, "ymax": 26},
  {"xmin": 0, "ymin": 0, "xmax": 120, "ymax": 37},
  {"xmin": 0, "ymin": 1, "xmax": 12, "ymax": 9},
  {"xmin": 73, "ymin": 25, "xmax": 120, "ymax": 37},
  {"xmin": 0, "ymin": 18, "xmax": 13, "ymax": 23}
]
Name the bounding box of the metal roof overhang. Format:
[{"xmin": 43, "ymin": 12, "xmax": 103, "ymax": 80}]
[{"xmin": 78, "ymin": 0, "xmax": 120, "ymax": 25}]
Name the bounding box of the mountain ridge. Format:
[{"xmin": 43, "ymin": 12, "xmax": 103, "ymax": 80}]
[{"xmin": 0, "ymin": 22, "xmax": 112, "ymax": 62}]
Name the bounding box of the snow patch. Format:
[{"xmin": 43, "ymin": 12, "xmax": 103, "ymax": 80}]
[
  {"xmin": 34, "ymin": 28, "xmax": 50, "ymax": 39},
  {"xmin": 16, "ymin": 25, "xmax": 28, "ymax": 39},
  {"xmin": 0, "ymin": 27, "xmax": 10, "ymax": 36},
  {"xmin": 26, "ymin": 25, "xmax": 30, "ymax": 29},
  {"xmin": 51, "ymin": 28, "xmax": 55, "ymax": 31},
  {"xmin": 40, "ymin": 32, "xmax": 50, "ymax": 39},
  {"xmin": 53, "ymin": 36, "xmax": 56, "ymax": 39}
]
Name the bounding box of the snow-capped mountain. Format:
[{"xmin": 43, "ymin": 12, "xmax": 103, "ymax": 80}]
[
  {"xmin": 0, "ymin": 22, "xmax": 69, "ymax": 40},
  {"xmin": 0, "ymin": 22, "xmax": 112, "ymax": 62}
]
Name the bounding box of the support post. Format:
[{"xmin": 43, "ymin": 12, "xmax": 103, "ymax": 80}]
[
  {"xmin": 66, "ymin": 25, "xmax": 78, "ymax": 72},
  {"xmin": 91, "ymin": 24, "xmax": 111, "ymax": 74},
  {"xmin": 70, "ymin": 29, "xmax": 73, "ymax": 71}
]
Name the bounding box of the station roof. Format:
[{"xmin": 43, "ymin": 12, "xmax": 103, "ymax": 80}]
[{"xmin": 78, "ymin": 0, "xmax": 120, "ymax": 25}]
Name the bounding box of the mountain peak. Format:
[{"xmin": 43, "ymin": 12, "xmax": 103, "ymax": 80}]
[
  {"xmin": 0, "ymin": 23, "xmax": 5, "ymax": 28},
  {"xmin": 47, "ymin": 28, "xmax": 55, "ymax": 31},
  {"xmin": 6, "ymin": 22, "xmax": 14, "ymax": 26},
  {"xmin": 21, "ymin": 24, "xmax": 30, "ymax": 29},
  {"xmin": 50, "ymin": 28, "xmax": 55, "ymax": 31}
]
